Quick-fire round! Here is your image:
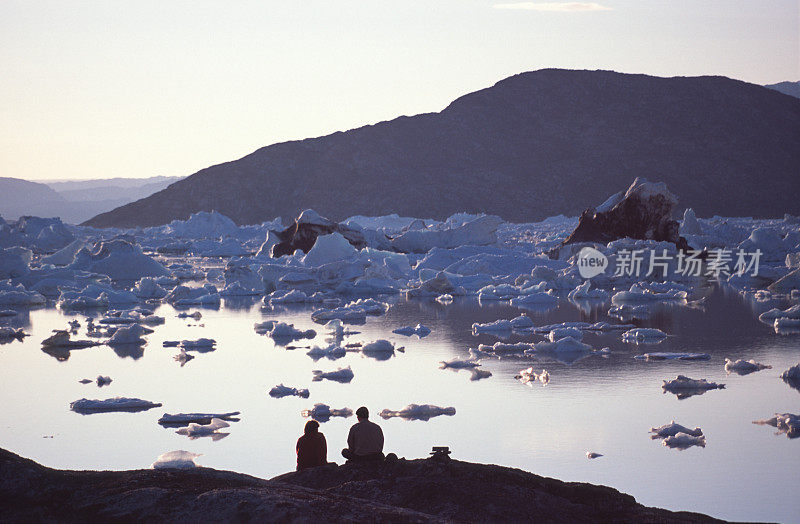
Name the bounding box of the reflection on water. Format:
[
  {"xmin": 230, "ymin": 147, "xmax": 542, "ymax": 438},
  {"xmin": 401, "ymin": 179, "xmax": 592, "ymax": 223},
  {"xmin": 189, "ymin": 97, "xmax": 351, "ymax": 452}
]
[{"xmin": 0, "ymin": 287, "xmax": 798, "ymax": 522}]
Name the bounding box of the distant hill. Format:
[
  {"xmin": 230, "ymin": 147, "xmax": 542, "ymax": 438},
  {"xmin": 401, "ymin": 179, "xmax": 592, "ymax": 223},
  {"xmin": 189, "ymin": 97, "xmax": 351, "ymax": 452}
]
[
  {"xmin": 0, "ymin": 176, "xmax": 183, "ymax": 224},
  {"xmin": 765, "ymin": 81, "xmax": 800, "ymax": 99},
  {"xmin": 84, "ymin": 69, "xmax": 800, "ymax": 228}
]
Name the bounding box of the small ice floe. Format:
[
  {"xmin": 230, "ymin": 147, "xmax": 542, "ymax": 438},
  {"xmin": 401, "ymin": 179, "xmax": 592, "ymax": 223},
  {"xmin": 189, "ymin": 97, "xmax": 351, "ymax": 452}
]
[
  {"xmin": 661, "ymin": 375, "xmax": 725, "ymax": 399},
  {"xmin": 306, "ymin": 343, "xmax": 347, "ymax": 361},
  {"xmin": 508, "ymin": 292, "xmax": 558, "ymax": 309},
  {"xmin": 302, "ymin": 403, "xmax": 353, "ymax": 422},
  {"xmin": 361, "ymin": 339, "xmax": 402, "ymax": 360},
  {"xmin": 758, "ymin": 305, "xmax": 800, "ymax": 333},
  {"xmin": 70, "ymin": 397, "xmax": 162, "ymax": 414},
  {"xmin": 470, "ymin": 368, "xmax": 493, "ymax": 381},
  {"xmin": 392, "ymin": 324, "xmax": 431, "ymax": 338},
  {"xmin": 586, "ymin": 452, "xmax": 603, "ymax": 459},
  {"xmin": 621, "ymin": 328, "xmax": 667, "ymax": 344},
  {"xmin": 774, "ymin": 317, "xmax": 800, "ymax": 335},
  {"xmin": 175, "ymin": 418, "xmax": 230, "ymax": 440},
  {"xmin": 662, "ymin": 433, "xmax": 706, "ymax": 449},
  {"xmin": 68, "ymin": 319, "xmax": 81, "ymax": 331},
  {"xmin": 0, "ymin": 327, "xmax": 27, "ymax": 344},
  {"xmin": 780, "ymin": 363, "xmax": 800, "ymax": 391},
  {"xmin": 724, "ymin": 358, "xmax": 771, "ymax": 375},
  {"xmin": 152, "ymin": 450, "xmax": 202, "ymax": 469},
  {"xmin": 96, "ymin": 375, "xmax": 112, "ymax": 387},
  {"xmin": 611, "ymin": 284, "xmax": 687, "ymax": 305},
  {"xmin": 547, "ymin": 327, "xmax": 583, "ymax": 342},
  {"xmin": 567, "ymin": 281, "xmax": 610, "ymax": 301},
  {"xmin": 436, "ymin": 294, "xmax": 454, "ymax": 305},
  {"xmin": 439, "ymin": 358, "xmax": 482, "ymax": 370},
  {"xmin": 107, "ymin": 324, "xmax": 153, "ymax": 346},
  {"xmin": 472, "ymin": 314, "xmax": 534, "ymax": 334},
  {"xmin": 525, "ymin": 337, "xmax": 597, "ymax": 364},
  {"xmin": 634, "ymin": 352, "xmax": 710, "ymax": 361},
  {"xmin": 180, "ymin": 338, "xmax": 217, "ymax": 352},
  {"xmin": 166, "ymin": 284, "xmax": 221, "ymax": 307},
  {"xmin": 474, "ymin": 341, "xmax": 532, "ymax": 357},
  {"xmin": 516, "ymin": 367, "xmax": 550, "ymax": 386},
  {"xmin": 256, "ymin": 320, "xmax": 314, "ymax": 342},
  {"xmin": 649, "ymin": 421, "xmax": 704, "ymax": 439},
  {"xmin": 173, "ymin": 349, "xmax": 195, "ymax": 366},
  {"xmin": 379, "ymin": 404, "xmax": 456, "ymax": 421},
  {"xmin": 269, "ymin": 384, "xmax": 310, "ymax": 399},
  {"xmin": 532, "ymin": 321, "xmax": 634, "ymax": 334},
  {"xmin": 312, "ymin": 366, "xmax": 354, "ymax": 383},
  {"xmin": 608, "ymin": 304, "xmax": 651, "ymax": 321},
  {"xmin": 753, "ymin": 413, "xmax": 799, "ymax": 439},
  {"xmin": 41, "ymin": 330, "xmax": 99, "ymax": 349},
  {"xmin": 0, "ymin": 309, "xmax": 18, "ymax": 317},
  {"xmin": 158, "ymin": 412, "xmax": 241, "ymax": 426},
  {"xmin": 311, "ymin": 298, "xmax": 389, "ymax": 323},
  {"xmin": 177, "ymin": 311, "xmax": 202, "ymax": 320}
]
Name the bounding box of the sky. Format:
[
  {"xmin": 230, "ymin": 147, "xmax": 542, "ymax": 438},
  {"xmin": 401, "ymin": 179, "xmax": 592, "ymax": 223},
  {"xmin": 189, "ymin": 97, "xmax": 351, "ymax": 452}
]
[{"xmin": 1, "ymin": 0, "xmax": 798, "ymax": 182}]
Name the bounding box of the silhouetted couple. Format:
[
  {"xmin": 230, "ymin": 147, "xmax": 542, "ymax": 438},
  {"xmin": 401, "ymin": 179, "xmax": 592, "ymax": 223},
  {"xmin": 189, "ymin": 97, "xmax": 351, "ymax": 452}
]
[{"xmin": 296, "ymin": 406, "xmax": 384, "ymax": 470}]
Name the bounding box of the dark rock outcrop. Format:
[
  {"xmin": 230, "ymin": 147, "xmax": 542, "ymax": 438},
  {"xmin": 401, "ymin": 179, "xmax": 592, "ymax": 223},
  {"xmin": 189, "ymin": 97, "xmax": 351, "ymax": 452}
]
[
  {"xmin": 560, "ymin": 178, "xmax": 690, "ymax": 251},
  {"xmin": 271, "ymin": 210, "xmax": 366, "ymax": 258},
  {"xmin": 83, "ymin": 69, "xmax": 800, "ymax": 228},
  {"xmin": 0, "ymin": 447, "xmax": 725, "ymax": 523}
]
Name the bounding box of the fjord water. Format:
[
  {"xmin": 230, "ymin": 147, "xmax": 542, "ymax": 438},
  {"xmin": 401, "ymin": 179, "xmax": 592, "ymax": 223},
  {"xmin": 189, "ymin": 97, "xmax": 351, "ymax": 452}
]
[{"xmin": 0, "ymin": 288, "xmax": 797, "ymax": 523}]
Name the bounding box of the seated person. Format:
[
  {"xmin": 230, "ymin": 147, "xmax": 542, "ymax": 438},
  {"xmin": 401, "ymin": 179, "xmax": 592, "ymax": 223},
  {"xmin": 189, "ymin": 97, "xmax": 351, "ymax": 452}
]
[
  {"xmin": 342, "ymin": 406, "xmax": 384, "ymax": 462},
  {"xmin": 296, "ymin": 420, "xmax": 327, "ymax": 470}
]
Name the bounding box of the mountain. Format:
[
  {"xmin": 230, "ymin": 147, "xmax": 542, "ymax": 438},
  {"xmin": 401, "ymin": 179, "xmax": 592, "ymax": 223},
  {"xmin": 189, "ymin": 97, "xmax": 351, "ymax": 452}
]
[
  {"xmin": 0, "ymin": 178, "xmax": 68, "ymax": 221},
  {"xmin": 765, "ymin": 81, "xmax": 800, "ymax": 99},
  {"xmin": 84, "ymin": 69, "xmax": 800, "ymax": 228},
  {"xmin": 0, "ymin": 176, "xmax": 183, "ymax": 224}
]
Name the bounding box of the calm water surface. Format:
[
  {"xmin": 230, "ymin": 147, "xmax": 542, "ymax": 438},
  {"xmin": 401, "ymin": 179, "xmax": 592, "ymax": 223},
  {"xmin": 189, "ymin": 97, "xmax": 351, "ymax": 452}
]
[{"xmin": 0, "ymin": 288, "xmax": 798, "ymax": 523}]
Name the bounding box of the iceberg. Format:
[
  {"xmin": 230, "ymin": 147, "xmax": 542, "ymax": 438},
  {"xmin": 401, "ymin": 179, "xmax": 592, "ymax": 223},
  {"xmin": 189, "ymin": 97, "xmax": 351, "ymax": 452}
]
[
  {"xmin": 69, "ymin": 240, "xmax": 169, "ymax": 281},
  {"xmin": 391, "ymin": 215, "xmax": 503, "ymax": 254}
]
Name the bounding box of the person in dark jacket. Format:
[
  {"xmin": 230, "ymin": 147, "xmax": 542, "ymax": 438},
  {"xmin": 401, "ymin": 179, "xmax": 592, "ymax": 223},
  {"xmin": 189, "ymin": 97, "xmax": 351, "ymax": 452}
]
[{"xmin": 296, "ymin": 420, "xmax": 327, "ymax": 470}]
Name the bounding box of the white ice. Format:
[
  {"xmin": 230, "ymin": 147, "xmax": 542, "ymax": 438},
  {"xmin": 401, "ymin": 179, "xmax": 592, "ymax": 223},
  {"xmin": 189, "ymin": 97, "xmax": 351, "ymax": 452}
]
[{"xmin": 311, "ymin": 366, "xmax": 354, "ymax": 383}]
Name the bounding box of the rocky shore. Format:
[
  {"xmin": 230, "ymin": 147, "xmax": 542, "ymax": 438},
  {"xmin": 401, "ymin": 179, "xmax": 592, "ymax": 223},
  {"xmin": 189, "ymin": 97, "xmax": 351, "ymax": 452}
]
[{"xmin": 0, "ymin": 448, "xmax": 726, "ymax": 523}]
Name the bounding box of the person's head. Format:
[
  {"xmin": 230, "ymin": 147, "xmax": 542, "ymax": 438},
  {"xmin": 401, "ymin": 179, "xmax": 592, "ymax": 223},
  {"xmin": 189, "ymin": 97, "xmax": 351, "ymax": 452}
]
[
  {"xmin": 356, "ymin": 406, "xmax": 369, "ymax": 420},
  {"xmin": 304, "ymin": 420, "xmax": 320, "ymax": 435}
]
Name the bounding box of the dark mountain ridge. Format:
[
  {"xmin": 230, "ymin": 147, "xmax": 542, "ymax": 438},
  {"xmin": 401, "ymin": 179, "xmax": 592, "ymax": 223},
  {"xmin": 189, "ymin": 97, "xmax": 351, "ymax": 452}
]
[{"xmin": 84, "ymin": 69, "xmax": 800, "ymax": 228}]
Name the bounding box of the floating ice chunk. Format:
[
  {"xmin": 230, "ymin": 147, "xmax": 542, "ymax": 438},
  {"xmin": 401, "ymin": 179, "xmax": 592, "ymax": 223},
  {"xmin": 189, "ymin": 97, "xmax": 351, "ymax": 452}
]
[
  {"xmin": 379, "ymin": 404, "xmax": 456, "ymax": 421},
  {"xmin": 724, "ymin": 358, "xmax": 771, "ymax": 375},
  {"xmin": 302, "ymin": 403, "xmax": 353, "ymax": 422},
  {"xmin": 70, "ymin": 397, "xmax": 162, "ymax": 414},
  {"xmin": 472, "ymin": 315, "xmax": 534, "ymax": 334},
  {"xmin": 107, "ymin": 324, "xmax": 152, "ymax": 346},
  {"xmin": 78, "ymin": 379, "xmax": 92, "ymax": 384},
  {"xmin": 391, "ymin": 215, "xmax": 502, "ymax": 253},
  {"xmin": 774, "ymin": 317, "xmax": 800, "ymax": 334},
  {"xmin": 0, "ymin": 327, "xmax": 26, "ymax": 343},
  {"xmin": 58, "ymin": 284, "xmax": 138, "ymax": 310},
  {"xmin": 0, "ymin": 247, "xmax": 31, "ymax": 279},
  {"xmin": 525, "ymin": 337, "xmax": 594, "ymax": 358},
  {"xmin": 173, "ymin": 349, "xmax": 194, "ymax": 366},
  {"xmin": 267, "ymin": 289, "xmax": 309, "ymax": 305},
  {"xmin": 361, "ymin": 339, "xmax": 399, "ymax": 358},
  {"xmin": 306, "ymin": 343, "xmax": 347, "ymax": 361},
  {"xmin": 475, "ymin": 341, "xmax": 532, "ymax": 356},
  {"xmin": 96, "ymin": 375, "xmax": 112, "ymax": 387},
  {"xmin": 133, "ymin": 277, "xmax": 168, "ymax": 299},
  {"xmin": 586, "ymin": 452, "xmax": 603, "ymax": 459},
  {"xmin": 753, "ymin": 413, "xmax": 799, "ymax": 439},
  {"xmin": 662, "ymin": 375, "xmax": 725, "ymax": 399},
  {"xmin": 40, "ymin": 239, "xmax": 85, "ymax": 266},
  {"xmin": 312, "ymin": 366, "xmax": 354, "ymax": 383},
  {"xmin": 516, "ymin": 367, "xmax": 550, "ymax": 386},
  {"xmin": 509, "ymin": 292, "xmax": 558, "ymax": 309},
  {"xmin": 158, "ymin": 412, "xmax": 241, "ymax": 426},
  {"xmin": 269, "ymin": 384, "xmax": 311, "ymax": 399},
  {"xmin": 622, "ymin": 328, "xmax": 667, "ymax": 344},
  {"xmin": 180, "ymin": 338, "xmax": 217, "ymax": 351},
  {"xmin": 611, "ymin": 284, "xmax": 687, "ymax": 305},
  {"xmin": 436, "ymin": 294, "xmax": 453, "ymax": 305},
  {"xmin": 0, "ymin": 309, "xmax": 17, "ymax": 317},
  {"xmin": 302, "ymin": 232, "xmax": 358, "ymax": 267},
  {"xmin": 166, "ymin": 284, "xmax": 221, "ymax": 306},
  {"xmin": 533, "ymin": 321, "xmax": 634, "ymax": 334},
  {"xmin": 176, "ymin": 418, "xmax": 230, "ymax": 439},
  {"xmin": 0, "ymin": 282, "xmax": 46, "ymax": 306},
  {"xmin": 392, "ymin": 324, "xmax": 431, "ymax": 338},
  {"xmin": 69, "ymin": 240, "xmax": 169, "ymax": 280},
  {"xmin": 548, "ymin": 327, "xmax": 583, "ymax": 342},
  {"xmin": 152, "ymin": 450, "xmax": 202, "ymax": 469},
  {"xmin": 265, "ymin": 322, "xmax": 316, "ymax": 342},
  {"xmin": 649, "ymin": 421, "xmax": 703, "ymax": 438},
  {"xmin": 768, "ymin": 267, "xmax": 800, "ymax": 293},
  {"xmin": 42, "ymin": 330, "xmax": 99, "ymax": 349},
  {"xmin": 470, "ymin": 369, "xmax": 493, "ymax": 381},
  {"xmin": 608, "ymin": 304, "xmax": 651, "ymax": 321},
  {"xmin": 780, "ymin": 363, "xmax": 800, "ymax": 391},
  {"xmin": 312, "ymin": 306, "xmax": 366, "ymax": 323},
  {"xmin": 680, "ymin": 208, "xmax": 704, "ymax": 236},
  {"xmin": 567, "ymin": 281, "xmax": 610, "ymax": 301},
  {"xmin": 663, "ymin": 433, "xmax": 706, "ymax": 449},
  {"xmin": 406, "ymin": 272, "xmax": 467, "ymax": 298},
  {"xmin": 634, "ymin": 352, "xmax": 710, "ymax": 361},
  {"xmin": 177, "ymin": 311, "xmax": 202, "ymax": 320},
  {"xmin": 439, "ymin": 358, "xmax": 481, "ymax": 370},
  {"xmin": 758, "ymin": 305, "xmax": 800, "ymax": 325}
]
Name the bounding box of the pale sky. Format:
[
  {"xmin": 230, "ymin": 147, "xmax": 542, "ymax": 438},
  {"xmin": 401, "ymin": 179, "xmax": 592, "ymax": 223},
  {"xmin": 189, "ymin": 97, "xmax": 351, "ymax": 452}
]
[{"xmin": 1, "ymin": 0, "xmax": 798, "ymax": 182}]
